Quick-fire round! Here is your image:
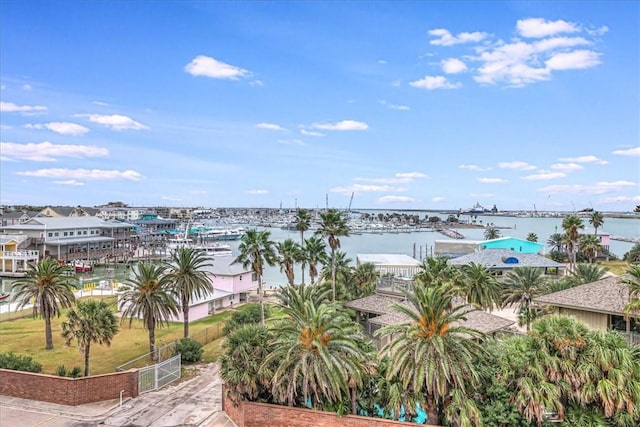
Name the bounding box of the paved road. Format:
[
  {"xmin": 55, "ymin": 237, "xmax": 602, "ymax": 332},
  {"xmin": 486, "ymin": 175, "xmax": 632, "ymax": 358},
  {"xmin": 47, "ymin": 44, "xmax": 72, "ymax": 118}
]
[{"xmin": 0, "ymin": 363, "xmax": 235, "ymax": 427}]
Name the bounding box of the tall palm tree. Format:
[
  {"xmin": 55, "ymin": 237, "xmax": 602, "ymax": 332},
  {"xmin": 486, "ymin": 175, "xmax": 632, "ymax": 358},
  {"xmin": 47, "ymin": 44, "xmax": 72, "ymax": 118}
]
[
  {"xmin": 303, "ymin": 236, "xmax": 327, "ymax": 285},
  {"xmin": 502, "ymin": 267, "xmax": 546, "ymax": 332},
  {"xmin": 622, "ymin": 265, "xmax": 640, "ymax": 322},
  {"xmin": 460, "ymin": 262, "xmax": 503, "ymax": 311},
  {"xmin": 12, "ymin": 257, "xmax": 76, "ymax": 350},
  {"xmin": 547, "ymin": 232, "xmax": 564, "ymax": 253},
  {"xmin": 375, "ymin": 284, "xmax": 484, "ymax": 425},
  {"xmin": 263, "ymin": 284, "xmax": 370, "ymax": 410},
  {"xmin": 61, "ymin": 299, "xmax": 119, "ymax": 376},
  {"xmin": 276, "ymin": 239, "xmax": 302, "ymax": 286},
  {"xmin": 414, "ymin": 257, "xmax": 460, "ymax": 288},
  {"xmin": 483, "ymin": 227, "xmax": 501, "ymax": 240},
  {"xmin": 316, "ymin": 208, "xmax": 350, "ymax": 301},
  {"xmin": 165, "ymin": 247, "xmax": 214, "ymax": 338},
  {"xmin": 526, "ymin": 232, "xmax": 538, "ymax": 242},
  {"xmin": 579, "ymin": 234, "xmax": 602, "ymax": 263},
  {"xmin": 562, "ymin": 214, "xmax": 584, "ymax": 272},
  {"xmin": 294, "ymin": 209, "xmax": 312, "ymax": 284},
  {"xmin": 234, "ymin": 229, "xmax": 277, "ymax": 325},
  {"xmin": 119, "ymin": 262, "xmax": 179, "ymax": 360},
  {"xmin": 589, "ymin": 211, "xmax": 604, "ymax": 236}
]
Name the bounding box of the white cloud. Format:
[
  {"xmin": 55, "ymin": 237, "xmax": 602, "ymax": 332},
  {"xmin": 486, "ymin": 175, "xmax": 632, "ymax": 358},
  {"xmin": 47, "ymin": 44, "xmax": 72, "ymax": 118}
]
[
  {"xmin": 538, "ymin": 181, "xmax": 637, "ymax": 195},
  {"xmin": 557, "ymin": 155, "xmax": 608, "ymax": 164},
  {"xmin": 300, "ymin": 129, "xmax": 325, "ymax": 137},
  {"xmin": 331, "ymin": 184, "xmax": 407, "ymax": 195},
  {"xmin": 396, "ymin": 172, "xmax": 428, "ymax": 179},
  {"xmin": 0, "ymin": 101, "xmax": 47, "ymax": 113},
  {"xmin": 521, "ymin": 171, "xmax": 566, "ymax": 181},
  {"xmin": 16, "ymin": 168, "xmax": 144, "ymax": 181},
  {"xmin": 25, "ymin": 122, "xmax": 90, "ymax": 136},
  {"xmin": 249, "ymin": 80, "xmax": 264, "ymax": 86},
  {"xmin": 550, "ymin": 162, "xmax": 583, "ymax": 171},
  {"xmin": 311, "ymin": 120, "xmax": 368, "ymax": 131},
  {"xmin": 459, "ymin": 164, "xmax": 492, "ymax": 172},
  {"xmin": 533, "ymin": 36, "xmax": 591, "ymax": 52},
  {"xmin": 22, "ymin": 84, "xmax": 32, "ymax": 91},
  {"xmin": 432, "ymin": 196, "xmax": 445, "ymax": 203},
  {"xmin": 184, "ymin": 55, "xmax": 249, "ymax": 80},
  {"xmin": 477, "ymin": 177, "xmax": 507, "ymax": 183},
  {"xmin": 428, "ymin": 28, "xmax": 488, "ymax": 46},
  {"xmin": 0, "ymin": 124, "xmax": 13, "ymax": 130},
  {"xmin": 612, "ymin": 146, "xmax": 640, "ymax": 157},
  {"xmin": 246, "ymin": 189, "xmax": 268, "ymax": 195},
  {"xmin": 257, "ymin": 122, "xmax": 286, "ymax": 131},
  {"xmin": 379, "ymin": 100, "xmax": 410, "ymax": 111},
  {"xmin": 516, "ymin": 18, "xmax": 579, "ymax": 38},
  {"xmin": 53, "ymin": 180, "xmax": 84, "ymax": 186},
  {"xmin": 92, "ymin": 101, "xmax": 109, "ymax": 106},
  {"xmin": 378, "ymin": 59, "xmax": 387, "ymax": 64},
  {"xmin": 441, "ymin": 58, "xmax": 468, "ymax": 74},
  {"xmin": 471, "ymin": 192, "xmax": 495, "ymax": 198},
  {"xmin": 410, "ymin": 75, "xmax": 461, "ymax": 90},
  {"xmin": 378, "ymin": 195, "xmax": 416, "ymax": 203},
  {"xmin": 545, "ymin": 50, "xmax": 601, "ymax": 70},
  {"xmin": 1, "ymin": 141, "xmax": 109, "ymax": 161},
  {"xmin": 77, "ymin": 114, "xmax": 148, "ymax": 131},
  {"xmin": 498, "ymin": 161, "xmax": 536, "ymax": 170}
]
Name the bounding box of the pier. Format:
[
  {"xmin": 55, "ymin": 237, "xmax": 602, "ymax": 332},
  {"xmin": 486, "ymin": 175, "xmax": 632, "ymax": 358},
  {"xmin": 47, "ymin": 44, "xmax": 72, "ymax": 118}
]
[
  {"xmin": 437, "ymin": 228, "xmax": 465, "ymax": 239},
  {"xmin": 611, "ymin": 236, "xmax": 640, "ymax": 244}
]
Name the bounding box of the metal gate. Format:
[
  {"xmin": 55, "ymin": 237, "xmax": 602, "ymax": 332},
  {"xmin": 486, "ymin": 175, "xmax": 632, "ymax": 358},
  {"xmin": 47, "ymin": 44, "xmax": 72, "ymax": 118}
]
[{"xmin": 138, "ymin": 354, "xmax": 181, "ymax": 394}]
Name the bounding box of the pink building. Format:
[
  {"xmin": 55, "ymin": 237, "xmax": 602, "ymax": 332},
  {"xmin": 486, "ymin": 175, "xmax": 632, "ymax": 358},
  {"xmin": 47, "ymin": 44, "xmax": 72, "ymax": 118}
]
[{"xmin": 171, "ymin": 259, "xmax": 257, "ymax": 322}]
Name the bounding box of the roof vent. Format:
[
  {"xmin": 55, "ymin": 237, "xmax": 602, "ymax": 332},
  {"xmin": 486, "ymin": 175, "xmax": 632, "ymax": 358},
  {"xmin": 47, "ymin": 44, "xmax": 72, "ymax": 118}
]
[{"xmin": 502, "ymin": 256, "xmax": 519, "ymax": 264}]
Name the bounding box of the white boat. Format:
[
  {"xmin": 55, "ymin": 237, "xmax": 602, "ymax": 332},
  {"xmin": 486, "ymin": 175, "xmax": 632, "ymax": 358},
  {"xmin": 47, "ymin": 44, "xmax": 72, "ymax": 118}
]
[
  {"xmin": 199, "ymin": 227, "xmax": 246, "ymax": 241},
  {"xmin": 197, "ymin": 243, "xmax": 233, "ymax": 258}
]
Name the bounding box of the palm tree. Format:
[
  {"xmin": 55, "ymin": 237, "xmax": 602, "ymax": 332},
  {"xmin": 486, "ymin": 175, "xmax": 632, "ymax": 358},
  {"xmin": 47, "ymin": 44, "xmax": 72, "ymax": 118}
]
[
  {"xmin": 165, "ymin": 247, "xmax": 214, "ymax": 338},
  {"xmin": 119, "ymin": 262, "xmax": 179, "ymax": 360},
  {"xmin": 460, "ymin": 262, "xmax": 503, "ymax": 311},
  {"xmin": 622, "ymin": 265, "xmax": 640, "ymax": 323},
  {"xmin": 263, "ymin": 284, "xmax": 370, "ymax": 410},
  {"xmin": 276, "ymin": 239, "xmax": 302, "ymax": 286},
  {"xmin": 570, "ymin": 263, "xmax": 608, "ymax": 285},
  {"xmin": 547, "ymin": 232, "xmax": 564, "ymax": 253},
  {"xmin": 351, "ymin": 262, "xmax": 378, "ymax": 299},
  {"xmin": 316, "ymin": 208, "xmax": 350, "ymax": 300},
  {"xmin": 589, "ymin": 211, "xmax": 604, "ymax": 236},
  {"xmin": 303, "ymin": 236, "xmax": 327, "ymax": 285},
  {"xmin": 624, "ymin": 242, "xmax": 640, "ymax": 263},
  {"xmin": 234, "ymin": 229, "xmax": 277, "ymax": 325},
  {"xmin": 61, "ymin": 299, "xmax": 119, "ymax": 376},
  {"xmin": 526, "ymin": 232, "xmax": 538, "ymax": 242},
  {"xmin": 579, "ymin": 234, "xmax": 602, "ymax": 263},
  {"xmin": 502, "ymin": 267, "xmax": 546, "ymax": 332},
  {"xmin": 294, "ymin": 209, "xmax": 312, "ymax": 284},
  {"xmin": 220, "ymin": 324, "xmax": 273, "ymax": 402},
  {"xmin": 12, "ymin": 258, "xmax": 76, "ymax": 350},
  {"xmin": 414, "ymin": 257, "xmax": 460, "ymax": 288},
  {"xmin": 375, "ymin": 284, "xmax": 484, "ymax": 425},
  {"xmin": 484, "ymin": 227, "xmax": 501, "ymax": 240},
  {"xmin": 562, "ymin": 214, "xmax": 584, "ymax": 272}
]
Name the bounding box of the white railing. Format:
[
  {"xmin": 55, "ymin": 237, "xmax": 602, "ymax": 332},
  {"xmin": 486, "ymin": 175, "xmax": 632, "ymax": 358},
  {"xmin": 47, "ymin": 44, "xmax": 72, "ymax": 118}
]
[{"xmin": 0, "ymin": 250, "xmax": 40, "ymax": 258}]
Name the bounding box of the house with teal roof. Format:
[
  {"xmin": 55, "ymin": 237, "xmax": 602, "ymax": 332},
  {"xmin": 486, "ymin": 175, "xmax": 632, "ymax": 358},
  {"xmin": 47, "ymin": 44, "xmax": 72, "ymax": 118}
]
[{"xmin": 478, "ymin": 237, "xmax": 544, "ymax": 254}]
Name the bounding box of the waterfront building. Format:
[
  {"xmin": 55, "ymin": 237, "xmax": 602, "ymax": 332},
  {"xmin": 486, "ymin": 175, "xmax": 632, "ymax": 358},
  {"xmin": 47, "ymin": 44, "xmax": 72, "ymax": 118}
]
[
  {"xmin": 449, "ymin": 248, "xmax": 565, "ymax": 275},
  {"xmin": 38, "ymin": 205, "xmax": 98, "ymax": 218},
  {"xmin": 0, "ymin": 236, "xmax": 39, "ymax": 276},
  {"xmin": 478, "ymin": 237, "xmax": 545, "ymax": 254},
  {"xmin": 356, "ymin": 253, "xmax": 421, "ymax": 278}
]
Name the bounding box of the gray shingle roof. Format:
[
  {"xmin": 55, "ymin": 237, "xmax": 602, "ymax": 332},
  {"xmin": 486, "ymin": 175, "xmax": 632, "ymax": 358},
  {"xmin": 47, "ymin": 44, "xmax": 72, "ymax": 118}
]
[
  {"xmin": 534, "ymin": 275, "xmax": 631, "ymax": 315},
  {"xmin": 346, "ymin": 294, "xmax": 514, "ymax": 334},
  {"xmin": 449, "ymin": 249, "xmax": 564, "ymax": 269}
]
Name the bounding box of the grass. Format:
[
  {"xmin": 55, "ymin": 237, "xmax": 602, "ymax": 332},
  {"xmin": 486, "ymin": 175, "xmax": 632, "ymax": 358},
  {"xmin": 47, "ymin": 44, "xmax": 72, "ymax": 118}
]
[
  {"xmin": 599, "ymin": 260, "xmax": 633, "ymax": 276},
  {"xmin": 0, "ymin": 295, "xmax": 234, "ymax": 375}
]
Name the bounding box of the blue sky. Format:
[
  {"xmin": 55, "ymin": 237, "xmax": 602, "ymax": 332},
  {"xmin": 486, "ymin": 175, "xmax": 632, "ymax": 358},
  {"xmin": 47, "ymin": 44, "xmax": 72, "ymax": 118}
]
[{"xmin": 1, "ymin": 1, "xmax": 638, "ymax": 212}]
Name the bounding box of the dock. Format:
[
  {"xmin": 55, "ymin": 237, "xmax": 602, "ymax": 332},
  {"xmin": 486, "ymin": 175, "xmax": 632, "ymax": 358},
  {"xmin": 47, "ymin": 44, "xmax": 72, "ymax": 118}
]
[
  {"xmin": 437, "ymin": 228, "xmax": 465, "ymax": 239},
  {"xmin": 611, "ymin": 235, "xmax": 640, "ymax": 244}
]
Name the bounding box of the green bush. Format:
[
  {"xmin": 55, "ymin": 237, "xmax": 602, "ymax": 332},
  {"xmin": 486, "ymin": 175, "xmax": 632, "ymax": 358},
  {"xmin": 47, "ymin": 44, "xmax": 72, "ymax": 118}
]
[
  {"xmin": 56, "ymin": 365, "xmax": 67, "ymax": 377},
  {"xmin": 67, "ymin": 366, "xmax": 82, "ymax": 378},
  {"xmin": 223, "ymin": 303, "xmax": 268, "ymax": 334},
  {"xmin": 176, "ymin": 338, "xmax": 203, "ymax": 364},
  {"xmin": 0, "ymin": 352, "xmax": 42, "ymax": 373}
]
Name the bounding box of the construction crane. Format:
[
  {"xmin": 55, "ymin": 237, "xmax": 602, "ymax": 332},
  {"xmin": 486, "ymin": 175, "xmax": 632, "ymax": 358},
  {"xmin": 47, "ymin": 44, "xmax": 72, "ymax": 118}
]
[{"xmin": 347, "ymin": 192, "xmax": 354, "ymax": 214}]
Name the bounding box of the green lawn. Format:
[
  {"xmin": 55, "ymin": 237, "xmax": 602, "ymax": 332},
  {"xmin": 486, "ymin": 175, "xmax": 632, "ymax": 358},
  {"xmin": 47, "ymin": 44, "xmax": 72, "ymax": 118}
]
[
  {"xmin": 0, "ymin": 296, "xmax": 233, "ymax": 375},
  {"xmin": 598, "ymin": 260, "xmax": 634, "ymax": 275}
]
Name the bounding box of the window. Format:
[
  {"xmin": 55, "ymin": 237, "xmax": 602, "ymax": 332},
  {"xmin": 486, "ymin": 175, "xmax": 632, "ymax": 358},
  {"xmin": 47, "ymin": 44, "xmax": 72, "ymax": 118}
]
[
  {"xmin": 69, "ymin": 231, "xmax": 74, "ymax": 236},
  {"xmin": 83, "ymin": 230, "xmax": 87, "ymax": 235},
  {"xmin": 252, "ymin": 273, "xmax": 258, "ymax": 281},
  {"xmin": 48, "ymin": 232, "xmax": 53, "ymax": 237},
  {"xmin": 54, "ymin": 232, "xmax": 59, "ymax": 237},
  {"xmin": 64, "ymin": 232, "xmax": 68, "ymax": 236}
]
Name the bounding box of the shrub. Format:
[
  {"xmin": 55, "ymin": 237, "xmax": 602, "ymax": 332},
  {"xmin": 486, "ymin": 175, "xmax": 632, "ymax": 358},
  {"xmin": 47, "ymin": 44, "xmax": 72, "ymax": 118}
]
[
  {"xmin": 223, "ymin": 303, "xmax": 269, "ymax": 334},
  {"xmin": 67, "ymin": 366, "xmax": 82, "ymax": 378},
  {"xmin": 56, "ymin": 365, "xmax": 67, "ymax": 377},
  {"xmin": 176, "ymin": 338, "xmax": 203, "ymax": 364},
  {"xmin": 0, "ymin": 352, "xmax": 42, "ymax": 373}
]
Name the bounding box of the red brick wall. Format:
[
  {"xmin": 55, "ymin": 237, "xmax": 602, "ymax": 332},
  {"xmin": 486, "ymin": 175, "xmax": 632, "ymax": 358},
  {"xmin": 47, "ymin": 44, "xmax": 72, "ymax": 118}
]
[
  {"xmin": 0, "ymin": 368, "xmax": 138, "ymax": 405},
  {"xmin": 223, "ymin": 388, "xmax": 439, "ymax": 427}
]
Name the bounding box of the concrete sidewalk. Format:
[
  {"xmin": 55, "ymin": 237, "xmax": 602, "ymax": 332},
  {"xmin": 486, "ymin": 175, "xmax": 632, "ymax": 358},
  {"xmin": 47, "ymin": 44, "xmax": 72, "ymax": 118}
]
[{"xmin": 0, "ymin": 363, "xmax": 235, "ymax": 427}]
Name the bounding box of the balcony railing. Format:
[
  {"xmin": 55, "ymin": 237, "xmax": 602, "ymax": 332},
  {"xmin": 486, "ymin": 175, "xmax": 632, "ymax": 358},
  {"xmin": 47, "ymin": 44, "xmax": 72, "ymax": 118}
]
[{"xmin": 0, "ymin": 250, "xmax": 40, "ymax": 258}]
